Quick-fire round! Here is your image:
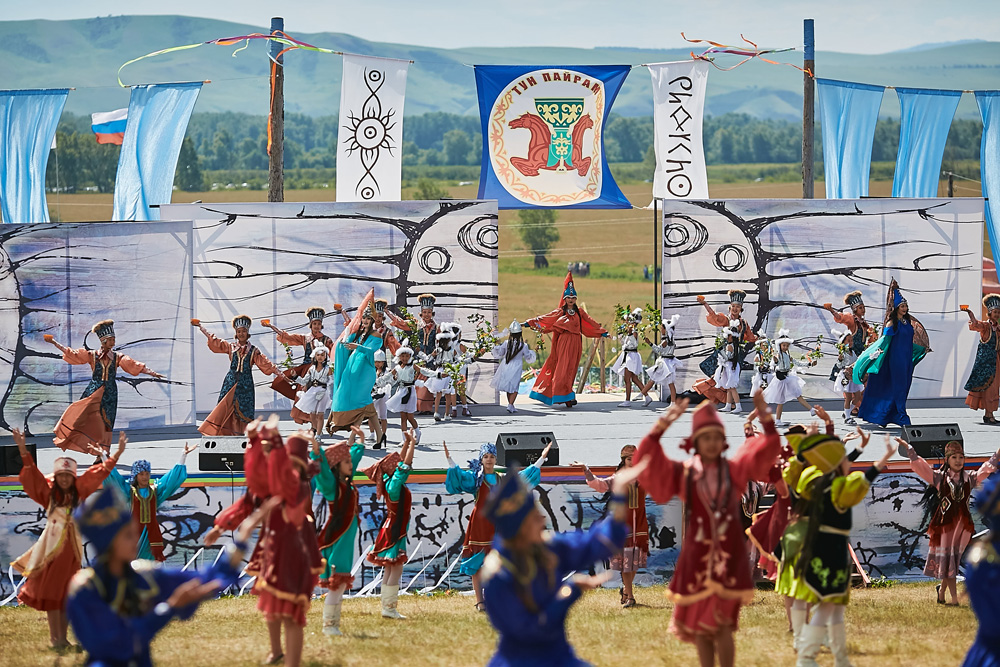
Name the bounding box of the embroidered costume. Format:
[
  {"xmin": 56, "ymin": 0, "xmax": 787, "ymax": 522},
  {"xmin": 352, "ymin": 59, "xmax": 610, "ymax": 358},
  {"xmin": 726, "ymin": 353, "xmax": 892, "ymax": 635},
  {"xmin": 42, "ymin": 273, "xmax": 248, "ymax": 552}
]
[
  {"xmin": 830, "ymin": 329, "xmax": 865, "ymax": 396},
  {"xmin": 416, "ymin": 293, "xmax": 438, "ymax": 413},
  {"xmin": 313, "ymin": 441, "xmax": 364, "ymax": 589},
  {"xmin": 364, "ymin": 453, "xmax": 412, "ymax": 567},
  {"xmin": 291, "ymin": 350, "xmax": 332, "ymax": 423},
  {"xmin": 694, "ymin": 290, "xmax": 757, "ymax": 405},
  {"xmin": 269, "ymin": 306, "xmax": 335, "ymax": 401},
  {"xmin": 372, "ymin": 297, "xmax": 408, "ymax": 355},
  {"xmin": 104, "ymin": 454, "xmax": 189, "ymax": 561},
  {"xmin": 763, "ymin": 330, "xmax": 807, "ymax": 405},
  {"xmin": 329, "ymin": 300, "xmax": 383, "ymax": 430},
  {"xmin": 611, "ymin": 309, "xmax": 645, "ymax": 381},
  {"xmin": 646, "ymin": 314, "xmax": 680, "ymax": 387},
  {"xmin": 965, "ymin": 294, "xmax": 1000, "ymax": 420},
  {"xmin": 584, "ymin": 447, "xmax": 649, "ymax": 573},
  {"xmin": 826, "ymin": 291, "xmax": 877, "ymax": 412},
  {"xmin": 378, "ymin": 350, "xmax": 436, "ymax": 414},
  {"xmin": 713, "ymin": 322, "xmax": 742, "ymax": 391}
]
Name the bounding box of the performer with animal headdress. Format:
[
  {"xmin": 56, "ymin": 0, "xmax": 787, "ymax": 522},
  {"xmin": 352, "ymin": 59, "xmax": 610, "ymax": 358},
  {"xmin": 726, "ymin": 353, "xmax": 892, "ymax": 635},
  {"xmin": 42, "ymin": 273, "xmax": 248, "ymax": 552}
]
[
  {"xmin": 693, "ymin": 290, "xmax": 757, "ymax": 406},
  {"xmin": 46, "ymin": 320, "xmax": 165, "ymax": 452},
  {"xmin": 852, "ymin": 279, "xmax": 930, "ymax": 427},
  {"xmin": 611, "ymin": 308, "xmax": 653, "ymax": 408},
  {"xmin": 263, "ymin": 306, "xmax": 346, "ymax": 401},
  {"xmin": 962, "ymin": 293, "xmax": 1000, "ymax": 424},
  {"xmin": 830, "ymin": 329, "xmax": 865, "ymax": 425},
  {"xmin": 643, "ymin": 314, "xmax": 681, "ymax": 405},
  {"xmin": 491, "ymin": 320, "xmax": 537, "ymax": 413},
  {"xmin": 524, "ymin": 273, "xmax": 607, "ymax": 408},
  {"xmin": 195, "ymin": 315, "xmax": 280, "ymax": 436},
  {"xmin": 823, "ymin": 290, "xmax": 878, "ymax": 417}
]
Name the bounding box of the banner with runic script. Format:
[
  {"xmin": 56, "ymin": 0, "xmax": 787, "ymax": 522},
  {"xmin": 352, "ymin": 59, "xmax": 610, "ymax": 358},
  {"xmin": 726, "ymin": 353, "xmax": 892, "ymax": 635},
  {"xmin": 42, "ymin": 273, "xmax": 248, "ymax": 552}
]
[{"xmin": 648, "ymin": 60, "xmax": 710, "ymax": 199}]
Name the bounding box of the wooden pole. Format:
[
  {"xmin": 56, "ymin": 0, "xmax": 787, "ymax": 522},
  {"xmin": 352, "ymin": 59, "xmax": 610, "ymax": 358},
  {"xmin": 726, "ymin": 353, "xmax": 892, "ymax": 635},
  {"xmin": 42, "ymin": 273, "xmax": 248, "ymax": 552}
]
[
  {"xmin": 652, "ymin": 197, "xmax": 659, "ymax": 344},
  {"xmin": 802, "ymin": 19, "xmax": 815, "ymax": 199},
  {"xmin": 267, "ymin": 16, "xmax": 284, "ymax": 202},
  {"xmin": 948, "ymin": 172, "xmax": 955, "ymax": 197}
]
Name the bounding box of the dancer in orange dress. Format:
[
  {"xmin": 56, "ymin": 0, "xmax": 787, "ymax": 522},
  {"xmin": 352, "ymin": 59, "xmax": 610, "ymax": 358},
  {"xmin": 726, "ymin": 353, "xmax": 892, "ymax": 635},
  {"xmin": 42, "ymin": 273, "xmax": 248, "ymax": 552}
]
[
  {"xmin": 11, "ymin": 427, "xmax": 124, "ymax": 649},
  {"xmin": 693, "ymin": 291, "xmax": 757, "ymax": 407},
  {"xmin": 963, "ymin": 295, "xmax": 1000, "ymax": 424},
  {"xmin": 635, "ymin": 391, "xmax": 779, "ymax": 667},
  {"xmin": 524, "ymin": 273, "xmax": 607, "ymax": 407},
  {"xmin": 46, "ymin": 320, "xmax": 164, "ymax": 452},
  {"xmin": 195, "ymin": 316, "xmax": 279, "ymax": 436}
]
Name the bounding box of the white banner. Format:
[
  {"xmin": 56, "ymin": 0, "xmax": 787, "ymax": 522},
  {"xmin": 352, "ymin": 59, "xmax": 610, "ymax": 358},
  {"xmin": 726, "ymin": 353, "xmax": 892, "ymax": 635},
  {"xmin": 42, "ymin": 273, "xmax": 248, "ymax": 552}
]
[
  {"xmin": 336, "ymin": 55, "xmax": 409, "ymax": 202},
  {"xmin": 649, "ymin": 60, "xmax": 710, "ymax": 199}
]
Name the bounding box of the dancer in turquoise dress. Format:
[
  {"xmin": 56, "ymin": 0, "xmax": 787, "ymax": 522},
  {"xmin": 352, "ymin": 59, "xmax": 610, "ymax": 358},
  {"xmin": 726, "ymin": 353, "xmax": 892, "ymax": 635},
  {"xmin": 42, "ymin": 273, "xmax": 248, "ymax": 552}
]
[{"xmin": 328, "ymin": 304, "xmax": 383, "ymax": 437}]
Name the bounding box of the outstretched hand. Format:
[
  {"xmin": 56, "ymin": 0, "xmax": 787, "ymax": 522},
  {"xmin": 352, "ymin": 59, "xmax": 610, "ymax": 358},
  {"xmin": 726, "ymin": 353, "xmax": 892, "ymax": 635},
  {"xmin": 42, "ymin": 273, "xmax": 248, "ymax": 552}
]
[
  {"xmin": 236, "ymin": 496, "xmax": 282, "ymax": 544},
  {"xmin": 813, "ymin": 405, "xmax": 830, "ymax": 424},
  {"xmin": 540, "ymin": 442, "xmax": 553, "ymax": 462},
  {"xmin": 183, "ymin": 441, "xmax": 199, "ymax": 455},
  {"xmin": 167, "ymin": 578, "xmax": 221, "ymax": 610},
  {"xmin": 571, "ymin": 572, "xmax": 611, "ymax": 592},
  {"xmin": 612, "ymin": 459, "xmax": 649, "ymax": 496},
  {"xmin": 442, "ymin": 440, "xmax": 451, "ymax": 460},
  {"xmin": 115, "ymin": 431, "xmax": 128, "ymax": 458},
  {"xmin": 656, "ymin": 398, "xmax": 689, "ymax": 432},
  {"xmin": 751, "ymin": 391, "xmax": 771, "ymax": 422},
  {"xmin": 11, "ymin": 427, "xmax": 27, "ymax": 454}
]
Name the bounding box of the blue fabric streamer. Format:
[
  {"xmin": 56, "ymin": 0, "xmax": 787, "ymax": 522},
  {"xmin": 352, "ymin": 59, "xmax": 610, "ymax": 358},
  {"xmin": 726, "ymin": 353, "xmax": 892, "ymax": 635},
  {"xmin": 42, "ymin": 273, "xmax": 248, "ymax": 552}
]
[
  {"xmin": 0, "ymin": 89, "xmax": 69, "ymax": 223},
  {"xmin": 893, "ymin": 87, "xmax": 962, "ymax": 198},
  {"xmin": 816, "ymin": 78, "xmax": 885, "ymax": 199},
  {"xmin": 977, "ymin": 91, "xmax": 1000, "ymax": 271},
  {"xmin": 113, "ymin": 83, "xmax": 202, "ymax": 221}
]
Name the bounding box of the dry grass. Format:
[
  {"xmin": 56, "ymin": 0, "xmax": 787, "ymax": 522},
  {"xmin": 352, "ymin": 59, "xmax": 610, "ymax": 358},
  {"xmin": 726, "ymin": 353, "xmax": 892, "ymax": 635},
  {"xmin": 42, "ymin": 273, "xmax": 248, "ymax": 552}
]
[{"xmin": 0, "ymin": 582, "xmax": 975, "ymax": 666}]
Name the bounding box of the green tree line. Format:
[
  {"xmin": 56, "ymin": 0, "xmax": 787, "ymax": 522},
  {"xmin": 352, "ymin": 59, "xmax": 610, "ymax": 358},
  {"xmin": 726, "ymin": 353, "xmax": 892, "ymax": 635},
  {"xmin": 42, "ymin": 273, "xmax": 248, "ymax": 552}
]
[{"xmin": 46, "ymin": 111, "xmax": 985, "ymax": 193}]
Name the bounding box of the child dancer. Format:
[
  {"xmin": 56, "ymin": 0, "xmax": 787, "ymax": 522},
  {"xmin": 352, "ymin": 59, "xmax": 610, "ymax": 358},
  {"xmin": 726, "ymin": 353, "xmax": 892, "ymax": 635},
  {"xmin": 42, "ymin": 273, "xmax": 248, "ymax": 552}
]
[
  {"xmin": 644, "ymin": 314, "xmax": 680, "ymax": 405},
  {"xmin": 11, "ymin": 428, "xmax": 123, "ymax": 649},
  {"xmin": 480, "ymin": 457, "xmax": 645, "ymax": 665},
  {"xmin": 377, "ymin": 346, "xmax": 436, "ymax": 444},
  {"xmin": 311, "ymin": 427, "xmax": 365, "ymax": 636},
  {"xmin": 693, "ymin": 291, "xmax": 757, "ymax": 406},
  {"xmin": 578, "ymin": 444, "xmax": 648, "ymax": 609},
  {"xmin": 831, "ymin": 329, "xmax": 864, "ymax": 425},
  {"xmin": 292, "ymin": 347, "xmax": 332, "ymax": 434},
  {"xmin": 46, "ymin": 320, "xmax": 164, "ymax": 452},
  {"xmin": 714, "ymin": 321, "xmax": 743, "ymax": 413},
  {"xmin": 491, "ymin": 320, "xmax": 537, "ymax": 413},
  {"xmin": 363, "ymin": 430, "xmax": 416, "ymax": 619},
  {"xmin": 790, "ymin": 433, "xmax": 895, "ymax": 666},
  {"xmin": 445, "ymin": 321, "xmax": 473, "ymax": 417},
  {"xmin": 823, "ymin": 291, "xmax": 875, "ymax": 417},
  {"xmin": 635, "ymin": 392, "xmax": 779, "ymax": 667},
  {"xmin": 104, "ymin": 441, "xmax": 198, "ymax": 561},
  {"xmin": 427, "ymin": 328, "xmax": 459, "ymax": 421},
  {"xmin": 263, "ymin": 306, "xmax": 342, "ymax": 400},
  {"xmin": 762, "ymin": 329, "xmax": 816, "ymax": 427},
  {"xmin": 963, "ymin": 295, "xmax": 1000, "ymax": 424},
  {"xmin": 612, "ymin": 308, "xmax": 653, "ymax": 408},
  {"xmin": 963, "ymin": 474, "xmax": 1000, "ymax": 666},
  {"xmin": 370, "ymin": 349, "xmax": 390, "ymax": 448},
  {"xmin": 443, "ymin": 440, "xmax": 549, "ymax": 611},
  {"xmin": 901, "ymin": 438, "xmax": 999, "ymax": 605},
  {"xmin": 750, "ymin": 335, "xmax": 772, "ymax": 397}
]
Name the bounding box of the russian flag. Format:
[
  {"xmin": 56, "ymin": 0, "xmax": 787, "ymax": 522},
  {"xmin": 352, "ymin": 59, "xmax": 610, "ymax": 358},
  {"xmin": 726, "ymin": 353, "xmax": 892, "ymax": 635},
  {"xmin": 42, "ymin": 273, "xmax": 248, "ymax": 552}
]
[{"xmin": 91, "ymin": 108, "xmax": 128, "ymax": 145}]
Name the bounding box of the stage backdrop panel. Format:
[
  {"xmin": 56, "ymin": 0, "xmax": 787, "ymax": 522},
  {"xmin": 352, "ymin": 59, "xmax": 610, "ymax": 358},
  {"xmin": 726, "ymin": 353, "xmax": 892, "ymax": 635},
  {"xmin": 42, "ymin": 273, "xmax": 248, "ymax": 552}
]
[
  {"xmin": 159, "ymin": 201, "xmax": 499, "ymax": 412},
  {"xmin": 0, "ymin": 221, "xmax": 195, "ymax": 435},
  {"xmin": 660, "ymin": 199, "xmax": 983, "ymax": 399}
]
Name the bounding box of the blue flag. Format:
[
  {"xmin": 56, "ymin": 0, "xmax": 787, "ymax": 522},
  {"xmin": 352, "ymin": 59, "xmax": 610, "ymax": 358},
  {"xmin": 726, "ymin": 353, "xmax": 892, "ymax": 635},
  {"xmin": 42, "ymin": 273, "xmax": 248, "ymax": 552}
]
[
  {"xmin": 0, "ymin": 89, "xmax": 68, "ymax": 223},
  {"xmin": 475, "ymin": 65, "xmax": 631, "ymax": 209}
]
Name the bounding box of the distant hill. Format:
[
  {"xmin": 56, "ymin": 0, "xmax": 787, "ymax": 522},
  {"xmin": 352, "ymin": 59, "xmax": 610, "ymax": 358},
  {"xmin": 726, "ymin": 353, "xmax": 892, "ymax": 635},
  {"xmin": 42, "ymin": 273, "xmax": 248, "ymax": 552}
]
[{"xmin": 3, "ymin": 15, "xmax": 997, "ymax": 121}]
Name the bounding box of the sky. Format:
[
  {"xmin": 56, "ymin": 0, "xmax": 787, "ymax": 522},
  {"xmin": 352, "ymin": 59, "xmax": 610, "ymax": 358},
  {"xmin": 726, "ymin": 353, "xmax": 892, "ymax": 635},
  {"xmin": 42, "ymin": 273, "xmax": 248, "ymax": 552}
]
[{"xmin": 7, "ymin": 0, "xmax": 998, "ymax": 54}]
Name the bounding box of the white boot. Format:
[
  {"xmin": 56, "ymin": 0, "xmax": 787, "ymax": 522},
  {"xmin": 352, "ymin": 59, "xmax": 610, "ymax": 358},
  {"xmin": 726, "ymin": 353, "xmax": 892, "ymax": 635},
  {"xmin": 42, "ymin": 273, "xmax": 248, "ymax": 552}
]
[
  {"xmin": 790, "ymin": 606, "xmax": 807, "ymax": 651},
  {"xmin": 381, "ymin": 584, "xmax": 406, "ymax": 619},
  {"xmin": 796, "ymin": 624, "xmax": 825, "ymax": 667},
  {"xmin": 829, "ymin": 622, "xmax": 853, "ymax": 667},
  {"xmin": 322, "ymin": 592, "xmax": 343, "ymax": 636}
]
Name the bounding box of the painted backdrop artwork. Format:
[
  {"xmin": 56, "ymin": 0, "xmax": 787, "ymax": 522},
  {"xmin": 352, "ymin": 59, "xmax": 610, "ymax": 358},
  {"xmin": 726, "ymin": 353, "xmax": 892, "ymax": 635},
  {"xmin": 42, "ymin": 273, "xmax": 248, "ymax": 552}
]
[
  {"xmin": 0, "ymin": 221, "xmax": 195, "ymax": 435},
  {"xmin": 159, "ymin": 201, "xmax": 499, "ymax": 412},
  {"xmin": 659, "ymin": 199, "xmax": 983, "ymax": 399}
]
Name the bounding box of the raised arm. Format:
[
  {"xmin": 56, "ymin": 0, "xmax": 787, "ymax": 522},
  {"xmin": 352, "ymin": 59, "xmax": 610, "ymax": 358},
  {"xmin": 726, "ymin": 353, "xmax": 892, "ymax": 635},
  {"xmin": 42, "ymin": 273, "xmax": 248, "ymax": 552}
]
[
  {"xmin": 730, "ymin": 392, "xmax": 780, "ymax": 484},
  {"xmin": 634, "ymin": 400, "xmax": 688, "ymax": 504},
  {"xmin": 898, "ymin": 438, "xmax": 936, "ymax": 485},
  {"xmin": 154, "ymin": 444, "xmax": 194, "ymax": 505},
  {"xmin": 117, "ymin": 354, "xmax": 164, "ymax": 379},
  {"xmin": 975, "ymin": 448, "xmax": 1000, "ymax": 485},
  {"xmin": 14, "ymin": 428, "xmax": 50, "ymax": 508}
]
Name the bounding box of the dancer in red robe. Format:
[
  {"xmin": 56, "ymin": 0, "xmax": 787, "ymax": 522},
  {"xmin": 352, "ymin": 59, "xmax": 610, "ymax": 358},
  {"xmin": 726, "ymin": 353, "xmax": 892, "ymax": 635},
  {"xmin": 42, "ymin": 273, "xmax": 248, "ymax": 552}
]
[{"xmin": 524, "ymin": 273, "xmax": 607, "ymax": 407}]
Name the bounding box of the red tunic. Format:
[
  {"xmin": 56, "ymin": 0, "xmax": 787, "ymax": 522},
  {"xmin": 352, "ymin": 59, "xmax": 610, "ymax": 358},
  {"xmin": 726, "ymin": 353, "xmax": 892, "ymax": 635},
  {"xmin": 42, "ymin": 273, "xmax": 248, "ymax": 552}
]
[
  {"xmin": 635, "ymin": 419, "xmax": 779, "ymax": 642},
  {"xmin": 130, "ymin": 485, "xmax": 165, "ymax": 561},
  {"xmin": 526, "ymin": 306, "xmax": 606, "ymax": 404},
  {"xmin": 367, "ymin": 486, "xmax": 412, "ymax": 567},
  {"xmin": 462, "ymin": 481, "xmax": 497, "ymax": 558}
]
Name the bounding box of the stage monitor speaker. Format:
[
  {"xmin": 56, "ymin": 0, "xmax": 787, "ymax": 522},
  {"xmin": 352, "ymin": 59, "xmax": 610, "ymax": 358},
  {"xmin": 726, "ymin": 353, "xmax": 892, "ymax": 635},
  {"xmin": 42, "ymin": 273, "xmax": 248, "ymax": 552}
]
[
  {"xmin": 1, "ymin": 443, "xmax": 36, "ymax": 476},
  {"xmin": 199, "ymin": 436, "xmax": 248, "ymax": 472},
  {"xmin": 495, "ymin": 432, "xmax": 558, "ymax": 468},
  {"xmin": 900, "ymin": 423, "xmax": 962, "ymax": 459}
]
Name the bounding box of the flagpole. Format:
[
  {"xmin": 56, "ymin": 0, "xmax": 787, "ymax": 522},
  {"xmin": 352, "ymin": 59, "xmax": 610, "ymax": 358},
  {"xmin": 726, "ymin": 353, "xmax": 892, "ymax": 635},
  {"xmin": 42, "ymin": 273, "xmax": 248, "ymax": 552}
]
[
  {"xmin": 268, "ymin": 16, "xmax": 284, "ymax": 203},
  {"xmin": 653, "ymin": 197, "xmax": 659, "ymax": 344},
  {"xmin": 802, "ymin": 18, "xmax": 815, "ymax": 199}
]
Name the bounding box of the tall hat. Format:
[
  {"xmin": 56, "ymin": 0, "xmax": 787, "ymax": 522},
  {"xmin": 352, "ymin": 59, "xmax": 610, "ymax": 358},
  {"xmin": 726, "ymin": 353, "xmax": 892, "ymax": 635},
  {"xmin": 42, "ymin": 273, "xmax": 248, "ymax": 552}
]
[
  {"xmin": 796, "ymin": 433, "xmax": 846, "ymax": 474},
  {"xmin": 728, "ymin": 289, "xmax": 746, "ymax": 305},
  {"xmin": 984, "ymin": 294, "xmax": 1000, "ymax": 312},
  {"xmin": 419, "ymin": 294, "xmax": 436, "ymax": 310},
  {"xmin": 129, "ymin": 459, "xmax": 151, "ymax": 483},
  {"xmin": 483, "ymin": 465, "xmax": 537, "ymax": 541},
  {"xmin": 311, "ymin": 346, "xmax": 328, "ymax": 359},
  {"xmin": 92, "ymin": 319, "xmax": 115, "ymax": 340},
  {"xmin": 775, "ymin": 328, "xmax": 793, "ymax": 345},
  {"xmin": 373, "ymin": 298, "xmax": 388, "ymax": 315},
  {"xmin": 324, "ymin": 441, "xmax": 352, "ymax": 469},
  {"xmin": 680, "ymin": 402, "xmax": 727, "ymax": 453},
  {"xmin": 509, "ymin": 320, "xmax": 522, "ymax": 334},
  {"xmin": 363, "ymin": 452, "xmax": 402, "ymax": 498},
  {"xmin": 562, "ymin": 272, "xmax": 578, "ymax": 299},
  {"xmin": 620, "ymin": 444, "xmax": 637, "ymax": 459},
  {"xmin": 974, "ymin": 471, "xmax": 1000, "ymax": 529},
  {"xmin": 373, "ymin": 348, "xmax": 387, "ymax": 363},
  {"xmin": 944, "ymin": 440, "xmax": 964, "ymax": 458},
  {"xmin": 232, "ymin": 314, "xmax": 252, "ymax": 330},
  {"xmin": 74, "ymin": 486, "xmax": 131, "ymax": 555},
  {"xmin": 306, "ymin": 306, "xmax": 326, "ymax": 323},
  {"xmin": 886, "ymin": 278, "xmax": 906, "ymax": 311},
  {"xmin": 51, "ymin": 456, "xmax": 78, "ymax": 478},
  {"xmin": 844, "ymin": 291, "xmax": 865, "ymax": 310},
  {"xmin": 468, "ymin": 442, "xmax": 498, "ymax": 477}
]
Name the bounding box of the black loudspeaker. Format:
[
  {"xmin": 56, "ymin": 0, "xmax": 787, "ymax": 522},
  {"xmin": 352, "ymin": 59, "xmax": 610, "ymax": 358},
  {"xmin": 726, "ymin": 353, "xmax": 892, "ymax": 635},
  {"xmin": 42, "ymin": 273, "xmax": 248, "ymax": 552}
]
[
  {"xmin": 1, "ymin": 443, "xmax": 36, "ymax": 475},
  {"xmin": 199, "ymin": 436, "xmax": 248, "ymax": 472},
  {"xmin": 901, "ymin": 423, "xmax": 962, "ymax": 459},
  {"xmin": 495, "ymin": 432, "xmax": 558, "ymax": 468}
]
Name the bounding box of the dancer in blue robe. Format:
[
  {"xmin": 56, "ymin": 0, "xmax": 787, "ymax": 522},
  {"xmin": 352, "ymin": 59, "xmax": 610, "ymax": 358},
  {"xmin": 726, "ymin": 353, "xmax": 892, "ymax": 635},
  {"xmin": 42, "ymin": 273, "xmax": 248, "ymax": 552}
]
[{"xmin": 963, "ymin": 472, "xmax": 1000, "ymax": 667}]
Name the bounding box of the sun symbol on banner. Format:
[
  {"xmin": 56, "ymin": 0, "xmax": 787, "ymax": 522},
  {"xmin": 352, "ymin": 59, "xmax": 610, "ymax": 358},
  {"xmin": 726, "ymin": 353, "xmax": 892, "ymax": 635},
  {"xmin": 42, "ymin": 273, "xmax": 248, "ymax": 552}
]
[{"xmin": 342, "ymin": 69, "xmax": 397, "ymax": 200}]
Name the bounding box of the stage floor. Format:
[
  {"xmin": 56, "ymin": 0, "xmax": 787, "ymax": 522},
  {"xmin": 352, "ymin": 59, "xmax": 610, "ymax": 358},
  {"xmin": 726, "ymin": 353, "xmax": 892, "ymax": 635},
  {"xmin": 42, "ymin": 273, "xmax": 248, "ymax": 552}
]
[{"xmin": 16, "ymin": 394, "xmax": 997, "ymax": 476}]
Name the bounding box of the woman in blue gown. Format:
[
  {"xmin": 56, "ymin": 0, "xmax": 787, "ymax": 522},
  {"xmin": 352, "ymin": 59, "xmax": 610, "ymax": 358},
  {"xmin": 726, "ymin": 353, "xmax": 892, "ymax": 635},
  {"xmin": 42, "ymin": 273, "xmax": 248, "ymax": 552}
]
[
  {"xmin": 853, "ymin": 280, "xmax": 929, "ymax": 427},
  {"xmin": 327, "ymin": 304, "xmax": 384, "ymax": 437},
  {"xmin": 963, "ymin": 472, "xmax": 1000, "ymax": 667}
]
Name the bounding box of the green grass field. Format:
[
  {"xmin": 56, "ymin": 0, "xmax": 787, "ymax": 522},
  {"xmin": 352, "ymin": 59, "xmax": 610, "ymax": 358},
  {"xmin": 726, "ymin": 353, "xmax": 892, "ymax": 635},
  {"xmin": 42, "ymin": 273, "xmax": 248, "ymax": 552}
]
[{"xmin": 0, "ymin": 582, "xmax": 976, "ymax": 666}]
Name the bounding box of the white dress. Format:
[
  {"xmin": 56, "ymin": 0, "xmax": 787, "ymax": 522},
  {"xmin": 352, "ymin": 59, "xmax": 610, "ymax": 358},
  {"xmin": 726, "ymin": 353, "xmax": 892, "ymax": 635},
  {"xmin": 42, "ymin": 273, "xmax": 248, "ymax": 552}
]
[
  {"xmin": 425, "ymin": 347, "xmax": 458, "ymax": 395},
  {"xmin": 611, "ymin": 333, "xmax": 644, "ymax": 378},
  {"xmin": 831, "ymin": 349, "xmax": 864, "ymax": 394},
  {"xmin": 763, "ymin": 351, "xmax": 805, "ymax": 404},
  {"xmin": 381, "ymin": 362, "xmax": 435, "ymax": 413},
  {"xmin": 646, "ymin": 338, "xmax": 678, "ymax": 384},
  {"xmin": 294, "ymin": 364, "xmax": 332, "ymax": 414},
  {"xmin": 372, "ymin": 367, "xmax": 390, "ymax": 420},
  {"xmin": 491, "ymin": 340, "xmax": 537, "ymax": 393},
  {"xmin": 713, "ymin": 345, "xmax": 741, "ymax": 390}
]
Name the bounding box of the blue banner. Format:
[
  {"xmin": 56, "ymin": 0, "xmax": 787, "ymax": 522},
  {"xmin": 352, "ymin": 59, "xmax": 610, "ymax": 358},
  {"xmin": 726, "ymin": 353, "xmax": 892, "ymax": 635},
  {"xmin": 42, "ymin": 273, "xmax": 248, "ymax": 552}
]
[
  {"xmin": 893, "ymin": 87, "xmax": 962, "ymax": 198},
  {"xmin": 113, "ymin": 82, "xmax": 202, "ymax": 221},
  {"xmin": 0, "ymin": 89, "xmax": 68, "ymax": 223},
  {"xmin": 475, "ymin": 65, "xmax": 631, "ymax": 209},
  {"xmin": 816, "ymin": 78, "xmax": 885, "ymax": 199},
  {"xmin": 977, "ymin": 91, "xmax": 1000, "ymax": 270}
]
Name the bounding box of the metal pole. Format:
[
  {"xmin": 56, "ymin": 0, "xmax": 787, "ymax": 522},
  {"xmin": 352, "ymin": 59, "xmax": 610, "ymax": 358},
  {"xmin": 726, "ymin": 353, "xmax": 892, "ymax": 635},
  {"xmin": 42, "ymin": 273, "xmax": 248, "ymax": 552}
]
[
  {"xmin": 267, "ymin": 16, "xmax": 284, "ymax": 202},
  {"xmin": 802, "ymin": 19, "xmax": 815, "ymax": 199},
  {"xmin": 652, "ymin": 197, "xmax": 659, "ymax": 344},
  {"xmin": 948, "ymin": 172, "xmax": 955, "ymax": 197}
]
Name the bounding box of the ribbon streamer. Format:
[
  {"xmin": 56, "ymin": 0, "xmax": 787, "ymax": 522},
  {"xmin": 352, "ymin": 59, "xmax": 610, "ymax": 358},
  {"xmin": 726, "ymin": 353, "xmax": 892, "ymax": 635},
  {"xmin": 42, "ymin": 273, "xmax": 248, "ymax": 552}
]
[{"xmin": 681, "ymin": 33, "xmax": 810, "ymax": 76}]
